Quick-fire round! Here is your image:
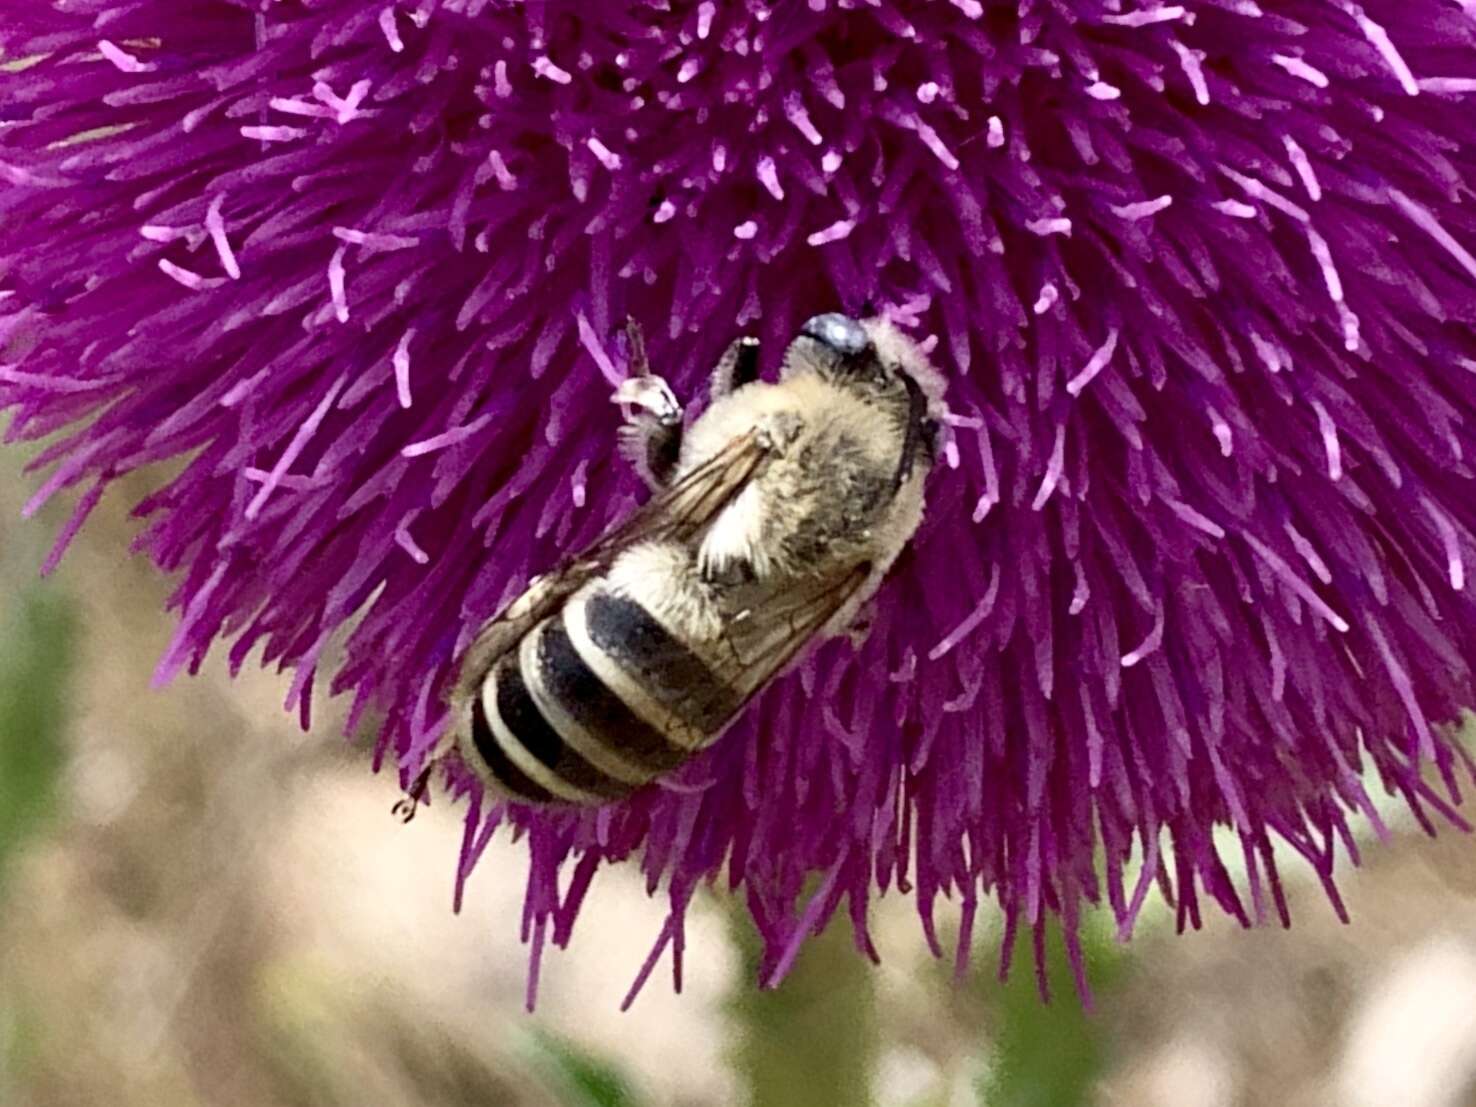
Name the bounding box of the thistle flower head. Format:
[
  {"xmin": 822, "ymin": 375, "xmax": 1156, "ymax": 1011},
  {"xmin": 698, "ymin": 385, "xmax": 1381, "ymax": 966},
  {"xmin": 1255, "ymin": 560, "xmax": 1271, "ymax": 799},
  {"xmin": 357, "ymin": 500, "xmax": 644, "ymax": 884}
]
[{"xmin": 4, "ymin": 0, "xmax": 1476, "ymax": 1003}]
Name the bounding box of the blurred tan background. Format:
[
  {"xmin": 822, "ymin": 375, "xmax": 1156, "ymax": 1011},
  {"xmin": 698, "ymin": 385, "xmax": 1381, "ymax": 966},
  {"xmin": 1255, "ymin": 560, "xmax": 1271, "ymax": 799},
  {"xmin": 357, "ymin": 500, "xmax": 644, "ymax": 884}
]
[{"xmin": 3, "ymin": 461, "xmax": 1476, "ymax": 1107}]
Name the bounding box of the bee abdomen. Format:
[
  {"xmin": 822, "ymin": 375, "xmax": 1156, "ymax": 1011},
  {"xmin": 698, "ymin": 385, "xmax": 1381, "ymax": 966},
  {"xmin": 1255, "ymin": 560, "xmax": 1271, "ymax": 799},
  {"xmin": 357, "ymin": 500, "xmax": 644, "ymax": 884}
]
[
  {"xmin": 467, "ymin": 684, "xmax": 555, "ymax": 805},
  {"xmin": 472, "ymin": 656, "xmax": 625, "ymax": 804},
  {"xmin": 574, "ymin": 587, "xmax": 741, "ymax": 736},
  {"xmin": 464, "ymin": 584, "xmax": 744, "ymax": 806},
  {"xmin": 532, "ymin": 617, "xmax": 689, "ymax": 777}
]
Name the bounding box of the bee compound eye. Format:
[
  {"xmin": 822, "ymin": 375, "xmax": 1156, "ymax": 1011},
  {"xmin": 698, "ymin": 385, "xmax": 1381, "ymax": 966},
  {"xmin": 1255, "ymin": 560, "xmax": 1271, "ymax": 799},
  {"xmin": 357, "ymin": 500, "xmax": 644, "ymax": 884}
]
[{"xmin": 800, "ymin": 312, "xmax": 869, "ymax": 356}]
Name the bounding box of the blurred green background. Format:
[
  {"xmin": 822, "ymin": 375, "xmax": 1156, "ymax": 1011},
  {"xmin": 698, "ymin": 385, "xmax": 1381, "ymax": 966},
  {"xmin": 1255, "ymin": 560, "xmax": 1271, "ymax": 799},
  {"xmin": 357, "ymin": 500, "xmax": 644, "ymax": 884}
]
[{"xmin": 2, "ymin": 464, "xmax": 1476, "ymax": 1107}]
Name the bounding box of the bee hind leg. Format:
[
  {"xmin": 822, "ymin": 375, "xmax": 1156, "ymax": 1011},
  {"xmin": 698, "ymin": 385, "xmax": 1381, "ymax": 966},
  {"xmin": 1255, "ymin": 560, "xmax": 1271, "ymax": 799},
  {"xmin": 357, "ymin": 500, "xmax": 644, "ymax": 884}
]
[
  {"xmin": 612, "ymin": 374, "xmax": 684, "ymax": 489},
  {"xmin": 392, "ymin": 761, "xmax": 436, "ymax": 823}
]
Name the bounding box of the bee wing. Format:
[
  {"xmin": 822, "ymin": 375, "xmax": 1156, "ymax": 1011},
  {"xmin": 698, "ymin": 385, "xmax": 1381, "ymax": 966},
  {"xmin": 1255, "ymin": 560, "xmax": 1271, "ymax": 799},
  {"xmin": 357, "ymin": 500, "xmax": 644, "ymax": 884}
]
[
  {"xmin": 455, "ymin": 430, "xmax": 770, "ymax": 699},
  {"xmin": 715, "ymin": 562, "xmax": 873, "ymax": 706},
  {"xmin": 609, "ymin": 427, "xmax": 769, "ymax": 548}
]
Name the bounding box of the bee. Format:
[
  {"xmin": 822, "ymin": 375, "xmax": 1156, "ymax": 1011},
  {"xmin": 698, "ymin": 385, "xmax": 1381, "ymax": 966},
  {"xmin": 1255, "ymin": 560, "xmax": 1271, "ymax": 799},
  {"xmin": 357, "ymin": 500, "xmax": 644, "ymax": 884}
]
[{"xmin": 396, "ymin": 312, "xmax": 946, "ymax": 816}]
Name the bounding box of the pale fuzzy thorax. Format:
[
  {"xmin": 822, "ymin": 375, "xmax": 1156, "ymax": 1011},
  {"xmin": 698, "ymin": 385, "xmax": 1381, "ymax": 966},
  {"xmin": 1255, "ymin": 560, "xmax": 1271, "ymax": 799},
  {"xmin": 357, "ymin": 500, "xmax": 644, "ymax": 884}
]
[
  {"xmin": 823, "ymin": 454, "xmax": 927, "ymax": 642},
  {"xmin": 678, "ymin": 317, "xmax": 944, "ymax": 640}
]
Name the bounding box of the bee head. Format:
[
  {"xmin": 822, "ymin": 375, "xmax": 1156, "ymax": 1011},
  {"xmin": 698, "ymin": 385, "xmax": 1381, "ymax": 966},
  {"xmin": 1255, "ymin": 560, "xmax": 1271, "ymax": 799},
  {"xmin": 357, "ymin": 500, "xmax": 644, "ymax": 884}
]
[
  {"xmin": 788, "ymin": 313, "xmax": 889, "ymax": 387},
  {"xmin": 787, "ymin": 313, "xmax": 947, "ymax": 408},
  {"xmin": 784, "ymin": 312, "xmax": 951, "ymax": 473}
]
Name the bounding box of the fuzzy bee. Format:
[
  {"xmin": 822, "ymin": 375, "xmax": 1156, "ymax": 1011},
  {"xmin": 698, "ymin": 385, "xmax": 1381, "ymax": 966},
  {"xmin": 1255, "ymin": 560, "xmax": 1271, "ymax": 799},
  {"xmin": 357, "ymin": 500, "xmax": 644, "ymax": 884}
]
[{"xmin": 397, "ymin": 312, "xmax": 946, "ymax": 814}]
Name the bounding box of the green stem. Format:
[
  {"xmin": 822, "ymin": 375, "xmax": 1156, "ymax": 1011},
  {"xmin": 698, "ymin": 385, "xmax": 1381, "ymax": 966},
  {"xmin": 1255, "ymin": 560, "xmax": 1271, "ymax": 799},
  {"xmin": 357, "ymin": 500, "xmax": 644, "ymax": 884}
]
[
  {"xmin": 976, "ymin": 914, "xmax": 1127, "ymax": 1107},
  {"xmin": 726, "ymin": 900, "xmax": 877, "ymax": 1107}
]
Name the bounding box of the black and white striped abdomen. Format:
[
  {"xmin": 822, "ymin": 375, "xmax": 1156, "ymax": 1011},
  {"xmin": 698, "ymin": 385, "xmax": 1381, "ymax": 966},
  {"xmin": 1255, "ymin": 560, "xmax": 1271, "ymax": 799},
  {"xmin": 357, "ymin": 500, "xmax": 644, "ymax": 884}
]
[{"xmin": 463, "ymin": 581, "xmax": 742, "ymax": 805}]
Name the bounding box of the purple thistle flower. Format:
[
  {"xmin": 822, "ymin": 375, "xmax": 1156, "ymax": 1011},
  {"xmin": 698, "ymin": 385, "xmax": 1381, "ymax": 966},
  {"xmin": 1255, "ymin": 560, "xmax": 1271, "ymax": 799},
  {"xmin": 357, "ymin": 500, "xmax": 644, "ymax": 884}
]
[{"xmin": 5, "ymin": 0, "xmax": 1476, "ymax": 1003}]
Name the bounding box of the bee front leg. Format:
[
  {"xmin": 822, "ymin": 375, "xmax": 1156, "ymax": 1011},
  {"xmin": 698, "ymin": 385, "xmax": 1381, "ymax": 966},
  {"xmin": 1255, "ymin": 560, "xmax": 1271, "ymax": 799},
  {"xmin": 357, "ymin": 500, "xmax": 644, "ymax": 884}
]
[
  {"xmin": 709, "ymin": 336, "xmax": 761, "ymax": 401},
  {"xmin": 612, "ymin": 375, "xmax": 685, "ymax": 489},
  {"xmin": 892, "ymin": 369, "xmax": 932, "ymax": 493}
]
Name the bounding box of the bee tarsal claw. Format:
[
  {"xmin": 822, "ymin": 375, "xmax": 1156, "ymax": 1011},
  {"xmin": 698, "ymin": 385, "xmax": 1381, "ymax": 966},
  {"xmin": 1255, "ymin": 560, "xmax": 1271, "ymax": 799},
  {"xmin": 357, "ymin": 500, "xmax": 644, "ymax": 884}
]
[{"xmin": 392, "ymin": 764, "xmax": 434, "ymax": 824}]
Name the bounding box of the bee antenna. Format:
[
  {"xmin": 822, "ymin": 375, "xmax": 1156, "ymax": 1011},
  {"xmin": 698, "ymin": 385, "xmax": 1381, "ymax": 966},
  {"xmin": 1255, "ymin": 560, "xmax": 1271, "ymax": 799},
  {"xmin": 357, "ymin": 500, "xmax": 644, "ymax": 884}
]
[{"xmin": 392, "ymin": 761, "xmax": 437, "ymax": 824}]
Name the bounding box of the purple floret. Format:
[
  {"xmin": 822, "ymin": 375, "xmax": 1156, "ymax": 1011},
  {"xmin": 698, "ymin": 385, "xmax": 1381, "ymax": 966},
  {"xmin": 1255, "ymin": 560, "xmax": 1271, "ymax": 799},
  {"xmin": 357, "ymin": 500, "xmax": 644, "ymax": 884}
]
[{"xmin": 4, "ymin": 0, "xmax": 1476, "ymax": 1003}]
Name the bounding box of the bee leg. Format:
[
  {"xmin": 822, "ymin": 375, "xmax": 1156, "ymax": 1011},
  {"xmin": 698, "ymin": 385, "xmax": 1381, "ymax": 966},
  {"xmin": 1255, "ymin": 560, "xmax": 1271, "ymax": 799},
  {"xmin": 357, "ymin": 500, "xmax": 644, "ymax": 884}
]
[
  {"xmin": 618, "ymin": 420, "xmax": 683, "ymax": 489},
  {"xmin": 612, "ymin": 375, "xmax": 685, "ymax": 489},
  {"xmin": 844, "ymin": 598, "xmax": 878, "ymax": 651},
  {"xmin": 709, "ymin": 335, "xmax": 761, "ymax": 401},
  {"xmin": 392, "ymin": 762, "xmax": 435, "ymax": 823},
  {"xmin": 892, "ymin": 370, "xmax": 931, "ymax": 493}
]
